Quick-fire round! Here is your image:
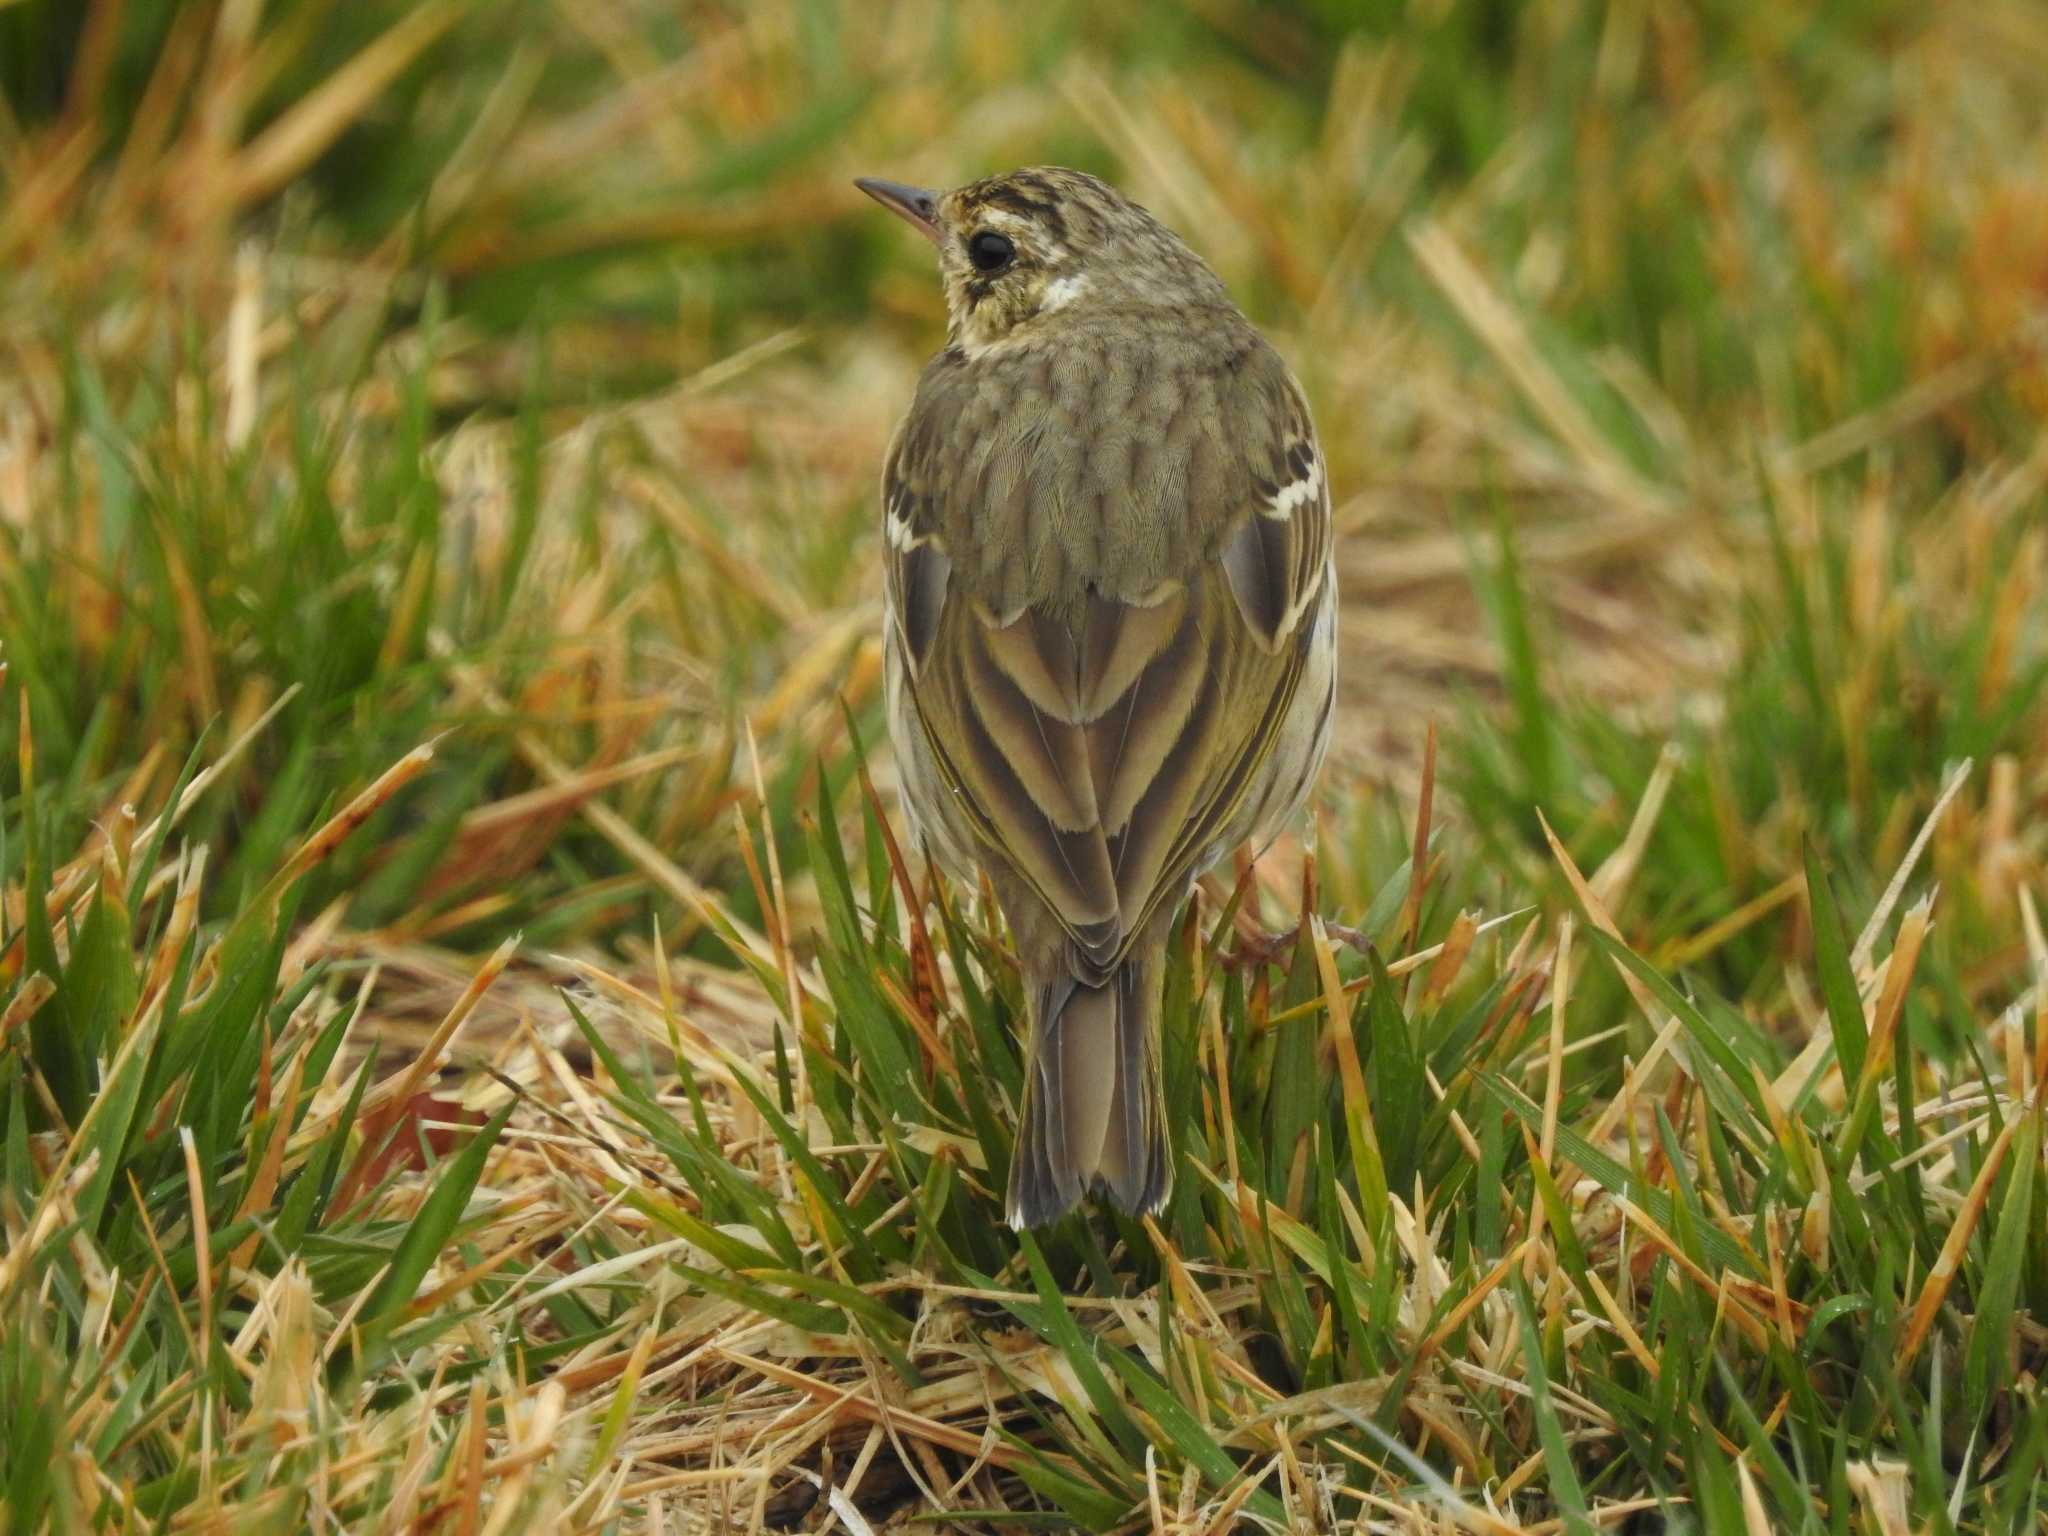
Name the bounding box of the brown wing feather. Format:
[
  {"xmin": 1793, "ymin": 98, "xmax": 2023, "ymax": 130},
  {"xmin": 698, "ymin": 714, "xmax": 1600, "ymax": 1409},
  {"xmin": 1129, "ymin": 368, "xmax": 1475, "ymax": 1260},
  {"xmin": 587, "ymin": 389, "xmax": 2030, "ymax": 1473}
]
[{"xmin": 884, "ymin": 332, "xmax": 1330, "ymax": 973}]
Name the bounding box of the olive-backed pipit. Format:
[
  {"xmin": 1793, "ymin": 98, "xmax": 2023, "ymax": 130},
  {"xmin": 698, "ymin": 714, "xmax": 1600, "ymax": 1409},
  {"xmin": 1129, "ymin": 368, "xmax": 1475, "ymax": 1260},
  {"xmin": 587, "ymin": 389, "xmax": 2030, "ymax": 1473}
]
[{"xmin": 858, "ymin": 166, "xmax": 1337, "ymax": 1229}]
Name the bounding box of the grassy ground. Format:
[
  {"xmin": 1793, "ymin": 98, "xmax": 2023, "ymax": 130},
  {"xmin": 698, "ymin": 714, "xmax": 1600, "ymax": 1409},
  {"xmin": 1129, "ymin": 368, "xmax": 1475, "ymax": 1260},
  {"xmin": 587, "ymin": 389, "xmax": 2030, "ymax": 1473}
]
[{"xmin": 3, "ymin": 0, "xmax": 2047, "ymax": 1530}]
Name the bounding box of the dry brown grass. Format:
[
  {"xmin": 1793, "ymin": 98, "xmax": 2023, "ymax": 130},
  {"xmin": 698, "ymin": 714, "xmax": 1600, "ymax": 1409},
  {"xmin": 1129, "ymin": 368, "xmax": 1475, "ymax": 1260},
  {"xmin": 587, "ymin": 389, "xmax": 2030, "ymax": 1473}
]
[{"xmin": 5, "ymin": 1, "xmax": 2048, "ymax": 1530}]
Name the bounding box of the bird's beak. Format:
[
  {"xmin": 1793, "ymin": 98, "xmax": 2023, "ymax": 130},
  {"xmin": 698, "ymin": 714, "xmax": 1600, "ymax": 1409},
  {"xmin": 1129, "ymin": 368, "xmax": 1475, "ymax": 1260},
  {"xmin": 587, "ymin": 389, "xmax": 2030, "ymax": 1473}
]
[{"xmin": 855, "ymin": 177, "xmax": 943, "ymax": 245}]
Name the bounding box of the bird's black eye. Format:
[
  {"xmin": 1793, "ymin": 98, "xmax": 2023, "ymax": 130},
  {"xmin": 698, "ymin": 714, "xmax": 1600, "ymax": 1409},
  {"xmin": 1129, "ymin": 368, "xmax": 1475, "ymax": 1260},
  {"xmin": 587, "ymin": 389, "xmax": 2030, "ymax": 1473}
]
[{"xmin": 967, "ymin": 230, "xmax": 1015, "ymax": 273}]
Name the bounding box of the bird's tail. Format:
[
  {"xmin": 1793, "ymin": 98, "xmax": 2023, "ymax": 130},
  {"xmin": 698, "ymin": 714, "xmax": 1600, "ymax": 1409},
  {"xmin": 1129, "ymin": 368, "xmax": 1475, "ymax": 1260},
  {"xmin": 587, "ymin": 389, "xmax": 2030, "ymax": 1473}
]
[{"xmin": 1006, "ymin": 946, "xmax": 1171, "ymax": 1229}]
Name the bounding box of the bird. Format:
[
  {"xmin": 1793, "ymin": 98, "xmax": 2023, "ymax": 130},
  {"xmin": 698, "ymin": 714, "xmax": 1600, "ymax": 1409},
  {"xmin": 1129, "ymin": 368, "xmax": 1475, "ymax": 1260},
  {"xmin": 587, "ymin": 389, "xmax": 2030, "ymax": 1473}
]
[{"xmin": 857, "ymin": 166, "xmax": 1336, "ymax": 1229}]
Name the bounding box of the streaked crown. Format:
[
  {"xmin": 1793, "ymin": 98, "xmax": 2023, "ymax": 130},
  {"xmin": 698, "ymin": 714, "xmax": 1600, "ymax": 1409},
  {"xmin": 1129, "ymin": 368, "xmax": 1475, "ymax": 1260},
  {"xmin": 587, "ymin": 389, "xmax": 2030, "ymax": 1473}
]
[{"xmin": 856, "ymin": 166, "xmax": 1230, "ymax": 351}]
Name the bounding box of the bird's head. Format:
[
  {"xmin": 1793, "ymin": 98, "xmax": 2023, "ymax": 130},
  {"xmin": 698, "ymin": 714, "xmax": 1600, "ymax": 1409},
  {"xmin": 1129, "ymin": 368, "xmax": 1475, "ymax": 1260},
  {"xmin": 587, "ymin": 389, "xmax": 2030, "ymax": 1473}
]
[{"xmin": 855, "ymin": 166, "xmax": 1225, "ymax": 352}]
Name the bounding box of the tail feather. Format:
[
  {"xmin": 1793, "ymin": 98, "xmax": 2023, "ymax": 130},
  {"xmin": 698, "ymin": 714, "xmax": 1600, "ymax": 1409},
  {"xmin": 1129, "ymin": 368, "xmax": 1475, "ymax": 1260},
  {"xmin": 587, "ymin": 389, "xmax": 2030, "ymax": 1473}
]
[{"xmin": 1006, "ymin": 947, "xmax": 1171, "ymax": 1229}]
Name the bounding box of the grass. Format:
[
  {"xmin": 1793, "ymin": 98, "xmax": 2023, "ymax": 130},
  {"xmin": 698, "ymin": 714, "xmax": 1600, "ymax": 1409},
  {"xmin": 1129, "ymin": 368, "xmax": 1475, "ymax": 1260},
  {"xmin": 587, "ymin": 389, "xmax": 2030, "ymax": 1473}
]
[{"xmin": 2, "ymin": 0, "xmax": 2047, "ymax": 1529}]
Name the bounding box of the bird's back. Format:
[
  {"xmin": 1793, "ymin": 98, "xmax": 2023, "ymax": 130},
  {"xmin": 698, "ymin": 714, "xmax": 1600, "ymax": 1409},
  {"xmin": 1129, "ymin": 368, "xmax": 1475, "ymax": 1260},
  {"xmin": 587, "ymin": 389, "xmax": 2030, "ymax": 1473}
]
[{"xmin": 889, "ymin": 300, "xmax": 1291, "ymax": 619}]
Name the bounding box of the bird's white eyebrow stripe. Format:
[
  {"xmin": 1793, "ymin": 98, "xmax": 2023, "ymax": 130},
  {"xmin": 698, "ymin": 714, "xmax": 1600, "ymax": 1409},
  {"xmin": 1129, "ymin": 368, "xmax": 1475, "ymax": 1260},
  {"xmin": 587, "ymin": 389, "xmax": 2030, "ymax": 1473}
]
[
  {"xmin": 974, "ymin": 207, "xmax": 1032, "ymax": 234},
  {"xmin": 961, "ymin": 205, "xmax": 1068, "ymax": 262},
  {"xmin": 1260, "ymin": 454, "xmax": 1323, "ymax": 520}
]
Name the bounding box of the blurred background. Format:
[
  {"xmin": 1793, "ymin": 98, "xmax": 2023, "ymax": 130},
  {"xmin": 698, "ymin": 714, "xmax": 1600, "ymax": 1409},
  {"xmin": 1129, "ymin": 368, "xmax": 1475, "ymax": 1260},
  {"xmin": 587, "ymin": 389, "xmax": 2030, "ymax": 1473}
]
[{"xmin": 2, "ymin": 0, "xmax": 2045, "ymax": 1003}]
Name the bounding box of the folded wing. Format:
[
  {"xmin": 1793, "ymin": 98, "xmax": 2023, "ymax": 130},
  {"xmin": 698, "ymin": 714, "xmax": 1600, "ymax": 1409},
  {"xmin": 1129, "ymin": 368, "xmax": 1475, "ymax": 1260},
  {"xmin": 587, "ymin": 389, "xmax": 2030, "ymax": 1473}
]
[{"xmin": 884, "ymin": 342, "xmax": 1331, "ymax": 976}]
